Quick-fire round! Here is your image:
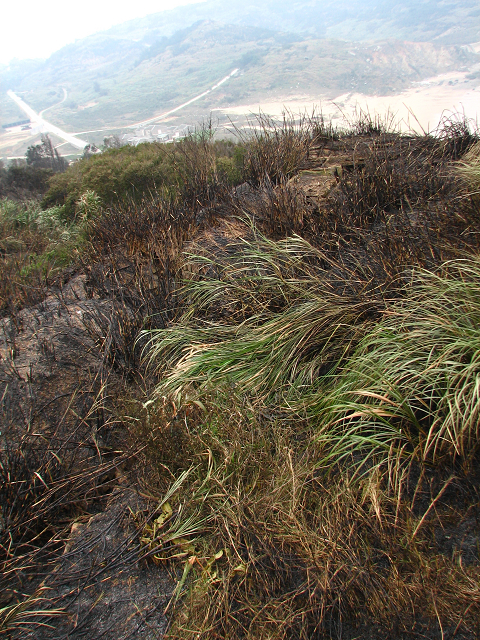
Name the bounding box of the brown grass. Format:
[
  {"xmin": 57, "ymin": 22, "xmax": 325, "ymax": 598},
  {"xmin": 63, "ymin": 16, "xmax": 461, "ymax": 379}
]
[
  {"xmin": 123, "ymin": 395, "xmax": 480, "ymax": 640},
  {"xmin": 2, "ymin": 112, "xmax": 480, "ymax": 638}
]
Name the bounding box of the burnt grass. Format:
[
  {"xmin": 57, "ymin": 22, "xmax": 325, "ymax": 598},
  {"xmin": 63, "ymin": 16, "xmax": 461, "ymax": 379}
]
[{"xmin": 1, "ymin": 113, "xmax": 480, "ymax": 639}]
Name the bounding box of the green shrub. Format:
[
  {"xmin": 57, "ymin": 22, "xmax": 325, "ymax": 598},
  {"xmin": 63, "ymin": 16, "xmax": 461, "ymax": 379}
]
[
  {"xmin": 1, "ymin": 199, "xmax": 67, "ymax": 232},
  {"xmin": 0, "ymin": 198, "xmax": 82, "ymax": 312},
  {"xmin": 43, "ymin": 136, "xmax": 246, "ymax": 217},
  {"xmin": 215, "ymin": 156, "xmax": 243, "ymax": 185},
  {"xmin": 75, "ymin": 189, "xmax": 102, "ymax": 221}
]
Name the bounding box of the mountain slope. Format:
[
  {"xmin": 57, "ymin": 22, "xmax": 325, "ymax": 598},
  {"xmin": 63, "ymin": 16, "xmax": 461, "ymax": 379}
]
[
  {"xmin": 107, "ymin": 0, "xmax": 480, "ymax": 45},
  {"xmin": 1, "ymin": 20, "xmax": 478, "ymax": 134}
]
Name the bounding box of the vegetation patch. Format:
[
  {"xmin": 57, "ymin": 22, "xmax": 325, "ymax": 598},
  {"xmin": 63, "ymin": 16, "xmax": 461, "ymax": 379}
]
[
  {"xmin": 43, "ymin": 133, "xmax": 244, "ymax": 217},
  {"xmin": 0, "ymin": 198, "xmax": 83, "ymax": 314},
  {"xmin": 2, "ymin": 112, "xmax": 480, "ymax": 638}
]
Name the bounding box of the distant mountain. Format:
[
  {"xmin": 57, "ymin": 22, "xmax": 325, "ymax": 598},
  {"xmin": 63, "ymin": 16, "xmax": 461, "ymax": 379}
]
[
  {"xmin": 1, "ymin": 0, "xmax": 479, "ymax": 152},
  {"xmin": 107, "ymin": 0, "xmax": 480, "ymax": 45}
]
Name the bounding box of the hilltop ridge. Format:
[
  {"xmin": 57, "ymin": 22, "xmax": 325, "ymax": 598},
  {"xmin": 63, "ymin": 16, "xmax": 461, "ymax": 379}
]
[
  {"xmin": 107, "ymin": 0, "xmax": 480, "ymax": 45},
  {"xmin": 2, "ymin": 110, "xmax": 480, "ymax": 639}
]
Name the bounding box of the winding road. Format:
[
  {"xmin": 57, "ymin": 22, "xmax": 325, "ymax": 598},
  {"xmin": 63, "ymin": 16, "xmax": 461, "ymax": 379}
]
[
  {"xmin": 6, "ymin": 68, "xmax": 240, "ymax": 150},
  {"xmin": 39, "ymin": 87, "xmax": 68, "ymax": 118},
  {"xmin": 129, "ymin": 68, "xmax": 240, "ymax": 128}
]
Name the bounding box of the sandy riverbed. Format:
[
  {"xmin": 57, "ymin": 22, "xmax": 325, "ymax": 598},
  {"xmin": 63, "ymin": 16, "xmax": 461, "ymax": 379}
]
[{"xmin": 216, "ymin": 69, "xmax": 480, "ymax": 133}]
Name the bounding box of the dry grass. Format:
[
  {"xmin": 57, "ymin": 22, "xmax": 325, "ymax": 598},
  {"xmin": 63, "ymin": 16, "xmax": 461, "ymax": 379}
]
[
  {"xmin": 3, "ymin": 112, "xmax": 480, "ymax": 638},
  {"xmin": 0, "ymin": 379, "xmax": 130, "ymax": 636},
  {"xmin": 123, "ymin": 392, "xmax": 480, "ymax": 640},
  {"xmin": 138, "ymin": 113, "xmax": 480, "ymax": 639},
  {"xmin": 233, "ymin": 110, "xmax": 334, "ymax": 186}
]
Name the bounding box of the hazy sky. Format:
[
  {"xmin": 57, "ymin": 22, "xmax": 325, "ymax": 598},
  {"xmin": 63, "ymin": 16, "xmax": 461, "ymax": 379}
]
[{"xmin": 0, "ymin": 0, "xmax": 204, "ymax": 65}]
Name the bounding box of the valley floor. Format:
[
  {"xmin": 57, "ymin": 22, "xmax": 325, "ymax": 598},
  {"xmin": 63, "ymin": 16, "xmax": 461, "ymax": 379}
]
[{"xmin": 218, "ymin": 68, "xmax": 480, "ymax": 133}]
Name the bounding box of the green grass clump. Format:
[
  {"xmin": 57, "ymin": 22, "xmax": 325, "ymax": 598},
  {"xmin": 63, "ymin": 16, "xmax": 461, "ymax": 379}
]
[
  {"xmin": 148, "ymin": 243, "xmax": 480, "ymax": 474},
  {"xmin": 145, "ymin": 218, "xmax": 480, "ymax": 479},
  {"xmin": 458, "ymin": 140, "xmax": 480, "ymax": 191},
  {"xmin": 315, "ymin": 257, "xmax": 480, "ymax": 475},
  {"xmin": 145, "ymin": 230, "xmax": 382, "ymax": 405}
]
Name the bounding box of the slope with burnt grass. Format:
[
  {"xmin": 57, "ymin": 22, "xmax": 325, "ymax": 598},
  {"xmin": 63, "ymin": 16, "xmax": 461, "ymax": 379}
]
[{"xmin": 1, "ymin": 112, "xmax": 480, "ymax": 639}]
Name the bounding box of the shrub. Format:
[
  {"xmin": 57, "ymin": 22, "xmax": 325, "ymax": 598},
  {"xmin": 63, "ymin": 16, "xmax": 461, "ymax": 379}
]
[
  {"xmin": 0, "ymin": 161, "xmax": 54, "ymax": 199},
  {"xmin": 0, "ymin": 199, "xmax": 82, "ymax": 313},
  {"xmin": 75, "ymin": 189, "xmax": 102, "ymax": 221},
  {"xmin": 43, "ymin": 134, "xmax": 245, "ymax": 218}
]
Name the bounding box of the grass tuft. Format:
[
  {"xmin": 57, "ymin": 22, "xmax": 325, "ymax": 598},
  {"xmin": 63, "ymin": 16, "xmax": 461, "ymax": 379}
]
[
  {"xmin": 458, "ymin": 140, "xmax": 480, "ymax": 191},
  {"xmin": 144, "ymin": 229, "xmax": 382, "ymax": 405},
  {"xmin": 315, "ymin": 257, "xmax": 480, "ymax": 475}
]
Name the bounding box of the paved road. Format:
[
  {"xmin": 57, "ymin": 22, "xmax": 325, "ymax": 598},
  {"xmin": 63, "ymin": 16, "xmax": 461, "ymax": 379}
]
[
  {"xmin": 7, "ymin": 68, "xmax": 239, "ymax": 146},
  {"xmin": 7, "ymin": 90, "xmax": 88, "ymax": 150},
  {"xmin": 130, "ymin": 68, "xmax": 240, "ymax": 128}
]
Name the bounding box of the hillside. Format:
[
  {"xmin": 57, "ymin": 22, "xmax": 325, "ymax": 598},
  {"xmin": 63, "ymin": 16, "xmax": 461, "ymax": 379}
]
[
  {"xmin": 107, "ymin": 0, "xmax": 480, "ymax": 46},
  {"xmin": 1, "ymin": 19, "xmax": 478, "ymax": 159},
  {"xmin": 1, "ymin": 0, "xmax": 480, "ymax": 163},
  {"xmin": 1, "ymin": 112, "xmax": 480, "ymax": 639},
  {"xmin": 2, "ymin": 2, "xmax": 480, "ymax": 636},
  {"xmin": 2, "ymin": 0, "xmax": 480, "ymax": 126}
]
